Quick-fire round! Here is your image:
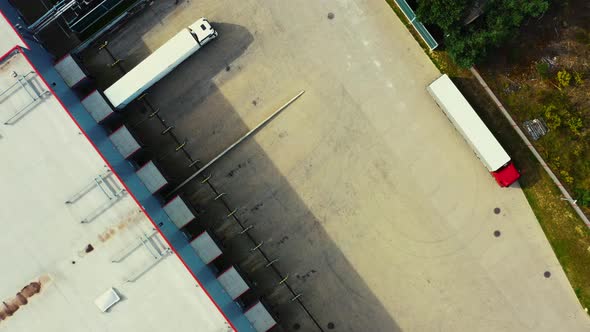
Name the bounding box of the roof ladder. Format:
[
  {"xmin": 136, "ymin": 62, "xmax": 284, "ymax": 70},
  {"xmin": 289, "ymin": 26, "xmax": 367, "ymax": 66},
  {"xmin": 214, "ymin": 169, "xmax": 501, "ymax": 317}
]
[
  {"xmin": 111, "ymin": 230, "xmax": 159, "ymax": 263},
  {"xmin": 2, "ymin": 71, "xmax": 50, "ymax": 125},
  {"xmin": 65, "ymin": 167, "xmax": 114, "ymax": 204},
  {"xmin": 64, "ymin": 166, "xmax": 126, "ymax": 223},
  {"xmin": 110, "ymin": 230, "xmax": 172, "ymax": 283}
]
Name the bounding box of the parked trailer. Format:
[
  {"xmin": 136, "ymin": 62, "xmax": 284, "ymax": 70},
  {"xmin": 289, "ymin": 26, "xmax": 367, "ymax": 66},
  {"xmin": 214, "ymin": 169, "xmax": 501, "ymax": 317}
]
[
  {"xmin": 427, "ymin": 74, "xmax": 520, "ymax": 187},
  {"xmin": 104, "ymin": 18, "xmax": 217, "ymax": 109}
]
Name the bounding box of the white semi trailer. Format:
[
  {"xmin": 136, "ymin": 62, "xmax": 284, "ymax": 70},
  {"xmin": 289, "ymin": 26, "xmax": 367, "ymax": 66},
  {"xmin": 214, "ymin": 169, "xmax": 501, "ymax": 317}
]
[
  {"xmin": 104, "ymin": 18, "xmax": 217, "ymax": 109},
  {"xmin": 427, "ymin": 74, "xmax": 520, "ymax": 187}
]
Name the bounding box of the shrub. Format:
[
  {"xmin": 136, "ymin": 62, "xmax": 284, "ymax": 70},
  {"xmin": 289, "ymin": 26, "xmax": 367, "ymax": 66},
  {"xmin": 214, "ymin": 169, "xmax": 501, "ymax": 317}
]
[
  {"xmin": 544, "ymin": 104, "xmax": 562, "ymax": 130},
  {"xmin": 560, "ymin": 170, "xmax": 574, "ymax": 184},
  {"xmin": 550, "ymin": 156, "xmax": 561, "ymax": 169},
  {"xmin": 572, "ymin": 143, "xmax": 584, "ymax": 157},
  {"xmin": 536, "ymin": 62, "xmax": 550, "ymax": 79},
  {"xmin": 574, "ymin": 72, "xmax": 583, "ymax": 85},
  {"xmin": 557, "ymin": 70, "xmax": 572, "ymax": 89},
  {"xmin": 567, "ymin": 117, "xmax": 583, "ymax": 136},
  {"xmin": 416, "ymin": 0, "xmax": 549, "ymax": 67},
  {"xmin": 575, "ymin": 189, "xmax": 590, "ymax": 207}
]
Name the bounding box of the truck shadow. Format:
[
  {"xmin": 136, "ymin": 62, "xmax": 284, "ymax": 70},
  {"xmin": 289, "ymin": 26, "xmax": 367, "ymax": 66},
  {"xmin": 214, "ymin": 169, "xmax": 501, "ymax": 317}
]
[
  {"xmin": 453, "ymin": 76, "xmax": 542, "ymax": 189},
  {"xmin": 127, "ymin": 85, "xmax": 403, "ymax": 332}
]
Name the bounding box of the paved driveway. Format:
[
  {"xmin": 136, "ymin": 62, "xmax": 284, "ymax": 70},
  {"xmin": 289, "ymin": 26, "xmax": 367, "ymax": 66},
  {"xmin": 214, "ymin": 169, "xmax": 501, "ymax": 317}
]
[{"xmin": 80, "ymin": 0, "xmax": 590, "ymax": 330}]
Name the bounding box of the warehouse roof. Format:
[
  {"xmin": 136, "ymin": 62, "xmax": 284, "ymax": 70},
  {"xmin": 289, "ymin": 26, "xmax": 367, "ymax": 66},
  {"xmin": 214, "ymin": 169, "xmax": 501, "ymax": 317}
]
[{"xmin": 0, "ymin": 47, "xmax": 229, "ymax": 331}]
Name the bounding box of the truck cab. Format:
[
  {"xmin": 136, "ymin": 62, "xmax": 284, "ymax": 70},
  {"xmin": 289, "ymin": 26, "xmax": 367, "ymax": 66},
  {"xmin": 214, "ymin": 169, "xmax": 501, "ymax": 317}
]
[
  {"xmin": 491, "ymin": 162, "xmax": 521, "ymax": 187},
  {"xmin": 189, "ymin": 18, "xmax": 218, "ymax": 46}
]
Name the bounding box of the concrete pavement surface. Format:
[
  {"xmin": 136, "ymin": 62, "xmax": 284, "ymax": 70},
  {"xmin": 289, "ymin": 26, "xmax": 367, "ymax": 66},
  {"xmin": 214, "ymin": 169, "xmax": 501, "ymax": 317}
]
[{"xmin": 80, "ymin": 0, "xmax": 590, "ymax": 331}]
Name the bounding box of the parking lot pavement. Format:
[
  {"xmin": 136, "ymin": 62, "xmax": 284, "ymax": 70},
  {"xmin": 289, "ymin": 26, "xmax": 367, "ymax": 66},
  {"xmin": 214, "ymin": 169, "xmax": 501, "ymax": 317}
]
[{"xmin": 80, "ymin": 0, "xmax": 590, "ymax": 331}]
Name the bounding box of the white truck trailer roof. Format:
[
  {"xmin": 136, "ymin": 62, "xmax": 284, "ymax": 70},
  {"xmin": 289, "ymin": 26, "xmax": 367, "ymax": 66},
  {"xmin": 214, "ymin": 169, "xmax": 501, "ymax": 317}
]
[
  {"xmin": 427, "ymin": 74, "xmax": 511, "ymax": 172},
  {"xmin": 104, "ymin": 30, "xmax": 199, "ymax": 108},
  {"xmin": 104, "ymin": 18, "xmax": 216, "ymax": 109}
]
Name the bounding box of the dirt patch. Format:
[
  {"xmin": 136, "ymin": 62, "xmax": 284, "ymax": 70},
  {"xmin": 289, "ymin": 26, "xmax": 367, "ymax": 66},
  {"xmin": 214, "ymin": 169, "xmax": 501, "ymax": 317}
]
[
  {"xmin": 0, "ymin": 281, "xmax": 42, "ymax": 323},
  {"xmin": 99, "ymin": 209, "xmax": 143, "ymax": 242},
  {"xmin": 19, "ymin": 283, "xmax": 41, "ymax": 298},
  {"xmin": 478, "ymin": 0, "xmax": 590, "ymax": 216}
]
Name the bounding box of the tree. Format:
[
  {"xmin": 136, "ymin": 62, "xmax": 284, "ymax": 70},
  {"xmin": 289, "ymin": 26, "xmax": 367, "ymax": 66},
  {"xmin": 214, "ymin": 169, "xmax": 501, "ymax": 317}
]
[
  {"xmin": 416, "ymin": 0, "xmax": 468, "ymax": 31},
  {"xmin": 416, "ymin": 0, "xmax": 549, "ymax": 67}
]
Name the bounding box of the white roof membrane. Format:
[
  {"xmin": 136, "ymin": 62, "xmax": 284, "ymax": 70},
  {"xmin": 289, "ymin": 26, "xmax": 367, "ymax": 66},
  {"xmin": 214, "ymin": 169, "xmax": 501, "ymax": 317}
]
[{"xmin": 0, "ymin": 51, "xmax": 228, "ymax": 332}]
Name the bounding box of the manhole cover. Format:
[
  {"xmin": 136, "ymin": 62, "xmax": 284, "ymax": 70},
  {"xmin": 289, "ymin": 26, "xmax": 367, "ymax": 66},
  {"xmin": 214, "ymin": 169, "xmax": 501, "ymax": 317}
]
[
  {"xmin": 544, "ymin": 271, "xmax": 551, "ymax": 278},
  {"xmin": 327, "ymin": 322, "xmax": 335, "ymax": 329},
  {"xmin": 327, "ymin": 12, "xmax": 335, "ymax": 20},
  {"xmin": 293, "ymin": 323, "xmax": 301, "ymax": 330},
  {"xmin": 494, "ymin": 230, "xmax": 501, "ymax": 237},
  {"xmin": 494, "ymin": 207, "xmax": 501, "ymax": 214}
]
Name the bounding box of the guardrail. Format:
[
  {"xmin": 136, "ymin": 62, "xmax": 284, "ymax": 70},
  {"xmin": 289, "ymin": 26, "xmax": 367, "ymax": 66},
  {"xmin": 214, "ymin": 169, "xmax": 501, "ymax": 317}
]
[
  {"xmin": 470, "ymin": 67, "xmax": 590, "ymax": 227},
  {"xmin": 392, "ymin": 0, "xmax": 439, "ymax": 50}
]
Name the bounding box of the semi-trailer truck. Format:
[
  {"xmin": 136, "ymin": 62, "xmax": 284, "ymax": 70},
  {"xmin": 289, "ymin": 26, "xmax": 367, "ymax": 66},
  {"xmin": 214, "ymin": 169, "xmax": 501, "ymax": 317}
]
[
  {"xmin": 427, "ymin": 74, "xmax": 520, "ymax": 187},
  {"xmin": 104, "ymin": 18, "xmax": 217, "ymax": 109}
]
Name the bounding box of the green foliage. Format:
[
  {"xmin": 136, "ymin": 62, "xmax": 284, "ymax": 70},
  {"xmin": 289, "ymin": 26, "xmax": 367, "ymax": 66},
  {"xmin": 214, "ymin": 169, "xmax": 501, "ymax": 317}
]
[
  {"xmin": 575, "ymin": 189, "xmax": 590, "ymax": 207},
  {"xmin": 572, "ymin": 142, "xmax": 584, "ymax": 157},
  {"xmin": 416, "ymin": 0, "xmax": 468, "ymax": 31},
  {"xmin": 557, "ymin": 70, "xmax": 572, "ymax": 89},
  {"xmin": 539, "ymin": 89, "xmax": 570, "ymax": 109},
  {"xmin": 416, "ymin": 0, "xmax": 550, "ymax": 67},
  {"xmin": 542, "ymin": 102, "xmax": 583, "ymax": 135},
  {"xmin": 573, "ymin": 72, "xmax": 583, "ymax": 85},
  {"xmin": 544, "ymin": 104, "xmax": 562, "ymax": 130},
  {"xmin": 560, "ymin": 170, "xmax": 574, "ymax": 184},
  {"xmin": 445, "ymin": 30, "xmax": 490, "ymax": 68},
  {"xmin": 536, "ymin": 62, "xmax": 550, "ymax": 79},
  {"xmin": 549, "ymin": 156, "xmax": 562, "ymax": 170},
  {"xmin": 567, "ymin": 117, "xmax": 583, "ymax": 136}
]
